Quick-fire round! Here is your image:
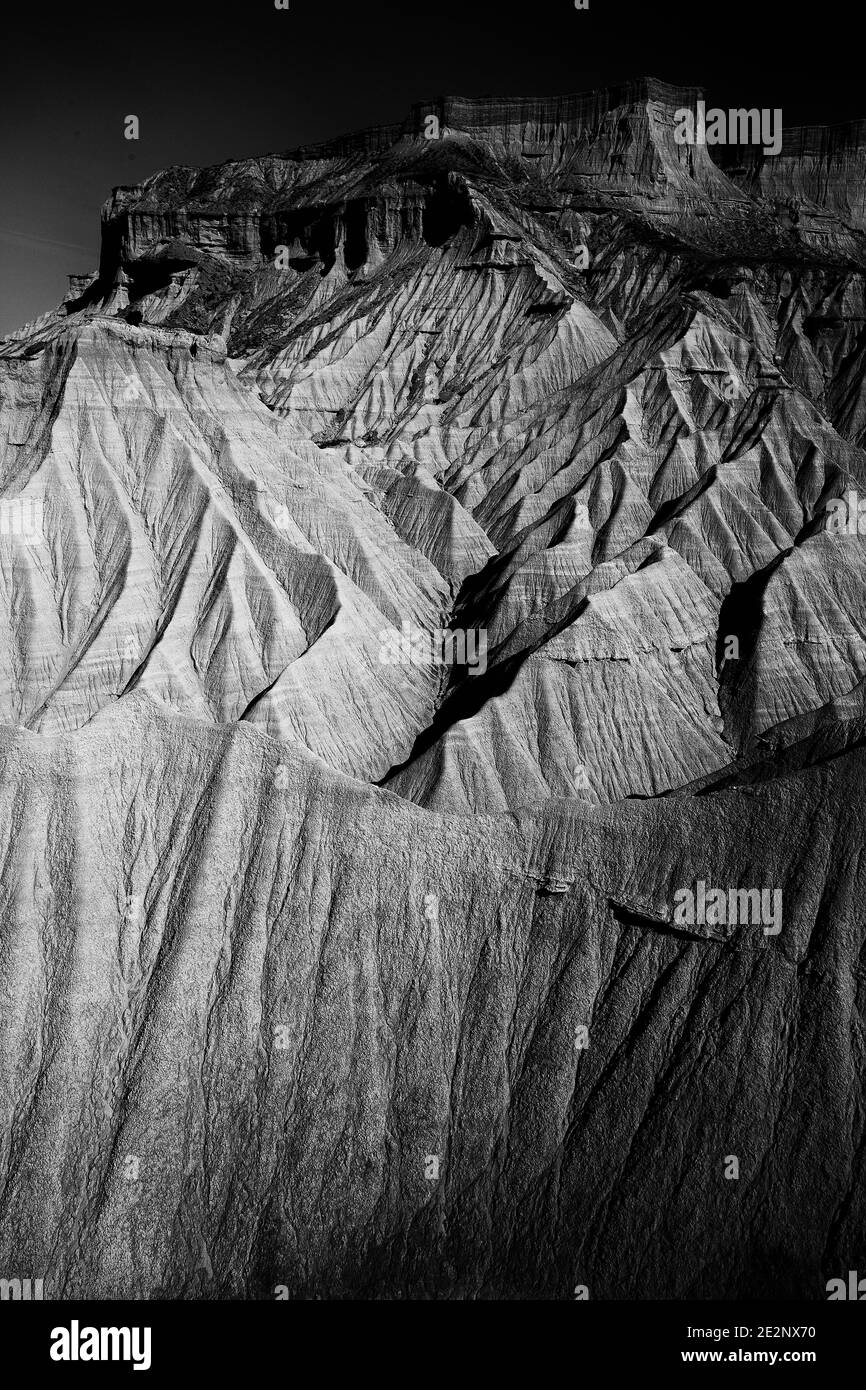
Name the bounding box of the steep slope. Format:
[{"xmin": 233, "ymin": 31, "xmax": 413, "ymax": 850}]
[
  {"xmin": 1, "ymin": 78, "xmax": 866, "ymax": 1300},
  {"xmin": 0, "ymin": 318, "xmax": 451, "ymax": 778},
  {"xmin": 0, "ymin": 692, "xmax": 863, "ymax": 1298},
  {"xmin": 10, "ymin": 77, "xmax": 862, "ymax": 814}
]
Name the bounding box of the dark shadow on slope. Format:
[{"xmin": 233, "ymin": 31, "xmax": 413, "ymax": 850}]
[
  {"xmin": 62, "ymin": 280, "xmax": 103, "ymax": 315},
  {"xmin": 126, "ymin": 258, "xmax": 196, "ymax": 300},
  {"xmin": 379, "ymin": 645, "xmax": 528, "ymax": 786},
  {"xmin": 693, "ymin": 716, "xmax": 866, "ymax": 797},
  {"xmin": 236, "ymin": 611, "xmax": 339, "ymax": 724},
  {"xmin": 378, "ymin": 581, "xmax": 597, "ymax": 787},
  {"xmin": 715, "ymin": 548, "xmax": 792, "ymax": 748},
  {"xmin": 422, "ymin": 176, "xmax": 475, "ymax": 248},
  {"xmin": 645, "ymin": 464, "xmax": 721, "ymax": 535},
  {"xmin": 343, "ymin": 200, "xmax": 369, "ymax": 272},
  {"xmin": 608, "ymin": 898, "xmax": 724, "ymax": 944}
]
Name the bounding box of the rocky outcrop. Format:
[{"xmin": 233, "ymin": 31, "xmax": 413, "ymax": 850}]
[{"xmin": 1, "ymin": 78, "xmax": 865, "ymax": 1299}]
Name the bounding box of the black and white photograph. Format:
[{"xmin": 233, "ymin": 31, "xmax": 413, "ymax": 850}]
[{"xmin": 0, "ymin": 0, "xmax": 864, "ymax": 1368}]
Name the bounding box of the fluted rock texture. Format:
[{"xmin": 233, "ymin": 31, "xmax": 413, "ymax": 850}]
[{"xmin": 1, "ymin": 78, "xmax": 865, "ymax": 1299}]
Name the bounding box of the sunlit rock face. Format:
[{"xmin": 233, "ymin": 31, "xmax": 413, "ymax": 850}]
[{"xmin": 1, "ymin": 79, "xmax": 865, "ymax": 1299}]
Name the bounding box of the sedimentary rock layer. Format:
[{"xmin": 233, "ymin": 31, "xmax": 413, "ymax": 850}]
[{"xmin": 1, "ymin": 78, "xmax": 864, "ymax": 1298}]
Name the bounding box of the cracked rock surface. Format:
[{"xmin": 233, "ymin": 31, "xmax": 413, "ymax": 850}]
[{"xmin": 0, "ymin": 77, "xmax": 864, "ymax": 1298}]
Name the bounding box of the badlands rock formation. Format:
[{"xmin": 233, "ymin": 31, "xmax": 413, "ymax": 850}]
[{"xmin": 0, "ymin": 77, "xmax": 864, "ymax": 1298}]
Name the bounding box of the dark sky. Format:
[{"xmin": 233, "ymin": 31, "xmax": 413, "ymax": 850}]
[{"xmin": 1, "ymin": 0, "xmax": 862, "ymax": 337}]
